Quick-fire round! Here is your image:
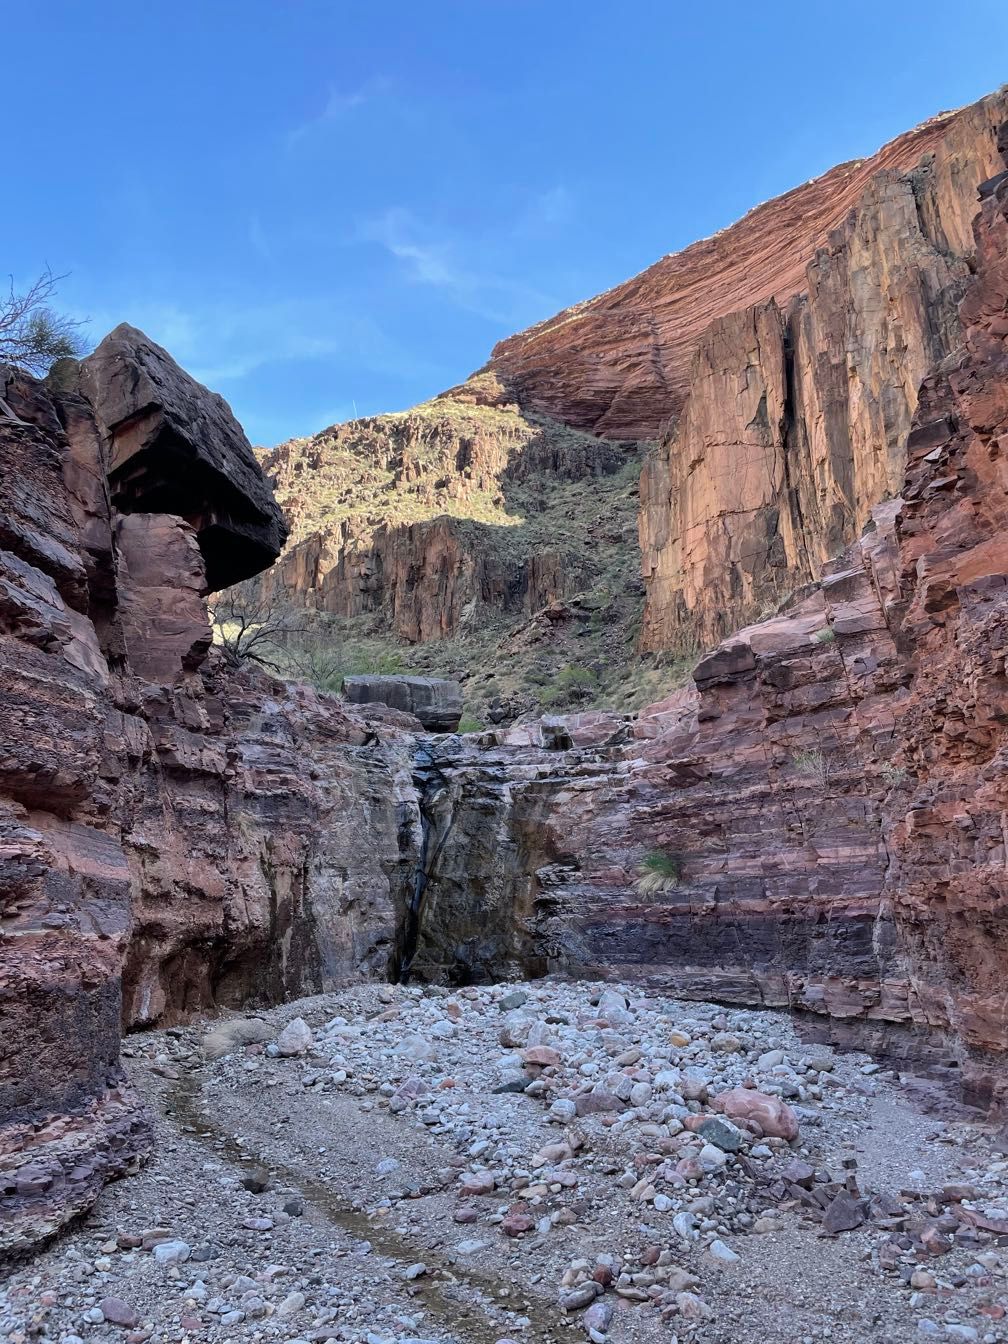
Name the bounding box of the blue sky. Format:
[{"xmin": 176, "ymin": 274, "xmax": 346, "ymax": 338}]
[{"xmin": 7, "ymin": 2, "xmax": 1008, "ymax": 445}]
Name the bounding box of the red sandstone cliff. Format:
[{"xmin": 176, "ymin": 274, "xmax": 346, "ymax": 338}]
[
  {"xmin": 490, "ymin": 93, "xmax": 1005, "ymax": 441},
  {"xmin": 259, "ymin": 373, "xmax": 638, "ymax": 645},
  {"xmin": 0, "ymin": 334, "xmax": 421, "ymax": 1253},
  {"xmin": 264, "ymin": 89, "xmax": 1008, "ymax": 665},
  {"xmin": 5, "ymin": 88, "xmax": 1008, "ymax": 1261},
  {"xmin": 407, "ymin": 135, "xmax": 1008, "ymax": 1108}
]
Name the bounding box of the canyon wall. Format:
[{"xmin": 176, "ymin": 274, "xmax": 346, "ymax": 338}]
[
  {"xmin": 4, "ymin": 88, "xmax": 1008, "ymax": 1259},
  {"xmin": 637, "ymin": 89, "xmax": 1008, "ymax": 648},
  {"xmin": 260, "ymin": 374, "xmax": 638, "ymax": 644},
  {"xmin": 260, "ymin": 89, "xmax": 1008, "ymax": 665},
  {"xmin": 0, "ymin": 332, "xmax": 420, "ymax": 1253},
  {"xmin": 490, "ymin": 92, "xmax": 1005, "ymax": 441},
  {"xmin": 408, "ymin": 142, "xmax": 1008, "ymax": 1109}
]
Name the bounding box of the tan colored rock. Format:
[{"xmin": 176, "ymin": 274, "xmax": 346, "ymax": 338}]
[
  {"xmin": 522, "ymin": 1045, "xmax": 561, "ymax": 1069},
  {"xmin": 202, "ymin": 1017, "xmax": 273, "ymax": 1060},
  {"xmin": 258, "ymin": 379, "xmax": 637, "ymax": 645}
]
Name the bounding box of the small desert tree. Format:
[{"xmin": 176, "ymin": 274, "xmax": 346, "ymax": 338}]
[
  {"xmin": 209, "ymin": 581, "xmax": 308, "ymax": 671},
  {"xmin": 209, "ymin": 582, "xmax": 344, "ymax": 691},
  {"xmin": 284, "ymin": 630, "xmax": 346, "ymax": 692},
  {"xmin": 0, "ymin": 268, "xmax": 87, "ymax": 375}
]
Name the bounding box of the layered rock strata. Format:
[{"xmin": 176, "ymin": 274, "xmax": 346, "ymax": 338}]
[
  {"xmin": 258, "ymin": 90, "xmax": 1008, "ymax": 661},
  {"xmin": 342, "ymin": 674, "xmax": 463, "ymax": 732},
  {"xmin": 0, "ymin": 335, "xmax": 419, "ymax": 1253},
  {"xmin": 405, "ymin": 143, "xmax": 1008, "ymax": 1108},
  {"xmin": 78, "ymin": 324, "xmax": 288, "ymax": 590},
  {"xmin": 490, "ymin": 90, "xmax": 1006, "ymax": 440},
  {"xmin": 638, "ymin": 88, "xmax": 1008, "ymax": 648},
  {"xmin": 260, "ymin": 373, "xmax": 638, "ymax": 643},
  {"xmin": 4, "ymin": 89, "xmax": 1008, "ymax": 1260}
]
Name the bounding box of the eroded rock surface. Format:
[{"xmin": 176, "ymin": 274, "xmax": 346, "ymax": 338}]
[
  {"xmin": 4, "ymin": 91, "xmax": 1008, "ymax": 1263},
  {"xmin": 343, "ymin": 675, "xmax": 463, "ymax": 732},
  {"xmin": 401, "ymin": 141, "xmax": 1008, "ymax": 1109},
  {"xmin": 0, "ymin": 346, "xmax": 419, "ymax": 1253},
  {"xmin": 638, "ymin": 89, "xmax": 1008, "ymax": 647},
  {"xmin": 491, "ymin": 90, "xmax": 1006, "ymax": 441},
  {"xmin": 79, "ymin": 324, "xmax": 288, "ymax": 590},
  {"xmin": 257, "ymin": 90, "xmax": 1008, "ymax": 667},
  {"xmin": 259, "ymin": 374, "xmax": 639, "ymax": 646}
]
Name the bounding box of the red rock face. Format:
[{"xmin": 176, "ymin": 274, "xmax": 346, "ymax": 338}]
[
  {"xmin": 491, "ymin": 92, "xmax": 1006, "ymax": 441},
  {"xmin": 410, "ymin": 138, "xmax": 1008, "ymax": 1107},
  {"xmin": 259, "ymin": 383, "xmax": 636, "ymax": 644},
  {"xmin": 4, "ymin": 92, "xmax": 1008, "ymax": 1259},
  {"xmin": 885, "ymin": 139, "xmax": 1008, "ymax": 1107},
  {"xmin": 637, "ymin": 91, "xmax": 1008, "ymax": 649},
  {"xmin": 0, "ymin": 337, "xmax": 420, "ymax": 1253},
  {"xmin": 258, "ymin": 91, "xmax": 1008, "ymax": 660},
  {"xmin": 268, "ymin": 514, "xmax": 588, "ymax": 643}
]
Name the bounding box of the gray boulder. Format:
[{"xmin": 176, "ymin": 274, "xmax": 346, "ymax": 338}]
[{"xmin": 342, "ymin": 675, "xmax": 463, "ymax": 732}]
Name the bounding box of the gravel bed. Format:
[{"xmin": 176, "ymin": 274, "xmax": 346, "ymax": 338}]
[{"xmin": 4, "ymin": 980, "xmax": 1008, "ymax": 1344}]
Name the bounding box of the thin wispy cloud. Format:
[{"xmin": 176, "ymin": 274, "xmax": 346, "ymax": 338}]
[
  {"xmin": 78, "ymin": 293, "xmax": 445, "ymax": 442},
  {"xmin": 357, "ymin": 206, "xmax": 558, "ymax": 325},
  {"xmin": 361, "ymin": 208, "xmax": 463, "ymax": 289},
  {"xmin": 514, "ymin": 184, "xmax": 573, "ymax": 236},
  {"xmin": 286, "ymin": 75, "xmax": 395, "ymax": 147},
  {"xmin": 248, "ymin": 213, "xmax": 272, "ymax": 260}
]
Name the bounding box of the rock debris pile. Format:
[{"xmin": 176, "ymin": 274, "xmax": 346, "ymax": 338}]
[{"xmin": 4, "ymin": 981, "xmax": 1008, "ymax": 1344}]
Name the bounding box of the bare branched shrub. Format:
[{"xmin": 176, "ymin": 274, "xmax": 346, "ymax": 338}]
[
  {"xmin": 0, "ymin": 268, "xmax": 87, "ymax": 375},
  {"xmin": 792, "ymin": 747, "xmax": 830, "ymax": 785},
  {"xmin": 209, "ymin": 582, "xmax": 311, "ymax": 671},
  {"xmin": 284, "ymin": 631, "xmax": 345, "ymax": 692},
  {"xmin": 209, "ymin": 584, "xmax": 353, "ymax": 695},
  {"xmin": 879, "ymin": 761, "xmax": 908, "ymax": 786}
]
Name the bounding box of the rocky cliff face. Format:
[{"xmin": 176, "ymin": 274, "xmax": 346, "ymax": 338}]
[
  {"xmin": 0, "ymin": 333, "xmax": 421, "ymax": 1253},
  {"xmin": 5, "ymin": 87, "xmax": 1008, "ymax": 1261},
  {"xmin": 402, "ymin": 141, "xmax": 1008, "ymax": 1110},
  {"xmin": 490, "ymin": 92, "xmax": 1005, "ymax": 441},
  {"xmin": 260, "ymin": 372, "xmax": 638, "ymax": 644},
  {"xmin": 257, "ymin": 90, "xmax": 1008, "ymax": 678},
  {"xmin": 637, "ymin": 89, "xmax": 1008, "ymax": 648}
]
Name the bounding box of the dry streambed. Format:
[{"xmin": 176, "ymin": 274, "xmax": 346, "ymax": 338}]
[{"xmin": 4, "ymin": 981, "xmax": 1008, "ymax": 1344}]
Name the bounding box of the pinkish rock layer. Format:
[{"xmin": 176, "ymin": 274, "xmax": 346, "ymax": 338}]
[
  {"xmin": 491, "ymin": 91, "xmax": 1005, "ymax": 441},
  {"xmin": 638, "ymin": 89, "xmax": 1008, "ymax": 649},
  {"xmin": 5, "ymin": 94, "xmax": 1008, "ymax": 1259},
  {"xmin": 408, "ymin": 140, "xmax": 1008, "ymax": 1108},
  {"xmin": 0, "ymin": 339, "xmax": 420, "ymax": 1254}
]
